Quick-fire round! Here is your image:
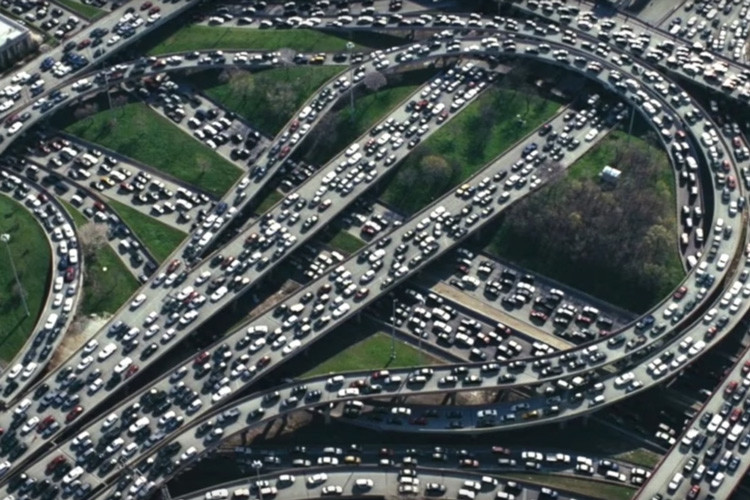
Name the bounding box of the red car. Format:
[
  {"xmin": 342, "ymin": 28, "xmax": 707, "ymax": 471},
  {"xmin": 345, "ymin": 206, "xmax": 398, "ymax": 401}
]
[
  {"xmin": 64, "ymin": 266, "xmax": 76, "ymax": 283},
  {"xmin": 65, "ymin": 405, "xmax": 83, "ymax": 423},
  {"xmin": 725, "ymin": 380, "xmax": 739, "ymax": 396},
  {"xmin": 139, "ymin": 1, "xmax": 152, "ymax": 10},
  {"xmin": 46, "ymin": 455, "xmax": 66, "ymax": 474},
  {"xmin": 742, "ymin": 360, "xmax": 750, "ymax": 375},
  {"xmin": 256, "ymin": 355, "xmax": 271, "ymax": 368},
  {"xmin": 37, "ymin": 415, "xmax": 55, "ymax": 432},
  {"xmin": 194, "ymin": 351, "xmax": 210, "ymax": 365},
  {"xmin": 673, "ymin": 286, "xmax": 687, "ymax": 300},
  {"xmin": 125, "ymin": 364, "xmax": 139, "ymax": 379},
  {"xmin": 166, "ymin": 259, "xmax": 181, "ymax": 273}
]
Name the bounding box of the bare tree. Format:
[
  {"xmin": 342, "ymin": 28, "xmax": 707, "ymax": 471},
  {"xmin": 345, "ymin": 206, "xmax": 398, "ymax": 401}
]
[
  {"xmin": 77, "ymin": 222, "xmax": 108, "ymax": 261},
  {"xmin": 363, "ymin": 71, "xmax": 387, "ymax": 92}
]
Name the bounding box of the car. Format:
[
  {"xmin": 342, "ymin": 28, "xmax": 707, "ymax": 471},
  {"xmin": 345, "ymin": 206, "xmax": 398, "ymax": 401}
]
[{"xmin": 130, "ymin": 293, "xmax": 147, "ymax": 309}]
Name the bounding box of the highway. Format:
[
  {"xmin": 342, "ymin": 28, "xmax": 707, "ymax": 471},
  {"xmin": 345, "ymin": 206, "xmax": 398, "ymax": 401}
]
[
  {"xmin": 0, "ymin": 174, "xmax": 83, "ymax": 402},
  {"xmin": 0, "ymin": 2, "xmax": 744, "ymax": 498},
  {"xmin": 2, "ymin": 30, "xmax": 737, "ymax": 497},
  {"xmin": 154, "ymin": 465, "xmax": 586, "ymax": 500},
  {"xmin": 0, "ymin": 32, "xmax": 736, "ymax": 488},
  {"xmin": 0, "ymin": 49, "xmax": 495, "ymax": 482}
]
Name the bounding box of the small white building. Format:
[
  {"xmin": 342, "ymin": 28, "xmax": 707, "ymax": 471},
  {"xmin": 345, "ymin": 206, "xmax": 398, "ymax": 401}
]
[
  {"xmin": 0, "ymin": 15, "xmax": 32, "ymax": 70},
  {"xmin": 600, "ymin": 165, "xmax": 621, "ymax": 185}
]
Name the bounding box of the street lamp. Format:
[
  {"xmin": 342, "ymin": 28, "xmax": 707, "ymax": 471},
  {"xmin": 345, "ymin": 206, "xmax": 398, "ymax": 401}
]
[
  {"xmin": 390, "ymin": 294, "xmax": 396, "ymax": 362},
  {"xmin": 1, "ymin": 234, "xmax": 29, "ymax": 317},
  {"xmin": 251, "ymin": 460, "xmax": 263, "ymax": 500},
  {"xmin": 346, "ymin": 41, "xmax": 356, "ymax": 120}
]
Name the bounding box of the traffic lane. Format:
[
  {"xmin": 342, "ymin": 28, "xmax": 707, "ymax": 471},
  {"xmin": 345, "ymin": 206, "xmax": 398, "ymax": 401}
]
[
  {"xmin": 634, "ymin": 348, "xmax": 750, "ymax": 498},
  {"xmin": 6, "ymin": 0, "xmax": 199, "ymax": 117},
  {"xmin": 2, "ymin": 29, "xmax": 740, "ymax": 420},
  {"xmin": 0, "ymin": 177, "xmax": 83, "ymax": 396},
  {"xmin": 28, "ymin": 132, "xmax": 214, "ymax": 230},
  {"xmin": 0, "ymin": 36, "xmax": 728, "ymax": 468},
  {"xmin": 0, "ymin": 32, "xmax": 744, "ymax": 488},
  {"xmin": 134, "ymin": 466, "xmax": 581, "ymax": 500},
  {"xmin": 512, "ymin": 0, "xmax": 750, "ymax": 99},
  {"xmin": 72, "ymin": 89, "xmax": 656, "ymax": 488},
  {"xmin": 237, "ymin": 445, "xmax": 646, "ymax": 487},
  {"xmin": 142, "ymin": 79, "xmax": 272, "ymax": 163},
  {"xmin": 37, "ymin": 68, "xmax": 495, "ymax": 485},
  {"xmin": 659, "ymin": 0, "xmax": 749, "ymax": 61},
  {"xmin": 0, "ymin": 66, "xmax": 481, "ymax": 477},
  {"xmin": 438, "ymin": 245, "xmax": 636, "ymax": 337}
]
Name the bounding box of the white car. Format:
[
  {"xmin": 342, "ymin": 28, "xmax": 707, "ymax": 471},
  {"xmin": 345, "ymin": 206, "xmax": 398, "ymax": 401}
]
[
  {"xmin": 130, "ymin": 293, "xmax": 147, "ymax": 309},
  {"xmin": 76, "ymin": 356, "xmax": 93, "ymax": 373},
  {"xmin": 307, "ymin": 473, "xmax": 328, "ymax": 486},
  {"xmin": 210, "ymin": 286, "xmax": 229, "ymax": 302},
  {"xmin": 88, "ymin": 378, "xmax": 104, "ymax": 394},
  {"xmin": 82, "ymin": 339, "xmax": 99, "ymax": 355}
]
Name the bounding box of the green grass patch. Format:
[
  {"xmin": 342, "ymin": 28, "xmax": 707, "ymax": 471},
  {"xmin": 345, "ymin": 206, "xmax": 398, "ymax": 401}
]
[
  {"xmin": 253, "ymin": 189, "xmax": 283, "ymax": 216},
  {"xmin": 500, "ymin": 473, "xmax": 635, "ymax": 500},
  {"xmin": 304, "ymin": 332, "xmax": 441, "ymax": 378},
  {"xmin": 485, "ymin": 129, "xmax": 682, "ymax": 313},
  {"xmin": 303, "ymin": 68, "xmax": 435, "ymax": 165},
  {"xmin": 80, "ymin": 245, "xmax": 139, "ymax": 316},
  {"xmin": 148, "ymin": 25, "xmax": 404, "ymax": 55},
  {"xmin": 0, "ymin": 196, "xmax": 52, "ymax": 362},
  {"xmin": 191, "ymin": 66, "xmax": 343, "ymax": 137},
  {"xmin": 381, "ymin": 85, "xmax": 561, "ymax": 215},
  {"xmin": 60, "ymin": 202, "xmax": 139, "ymax": 316},
  {"xmin": 64, "ymin": 102, "xmax": 242, "ymax": 197},
  {"xmin": 614, "ymin": 448, "xmax": 661, "ymax": 468},
  {"xmin": 55, "ymin": 0, "xmax": 104, "ymax": 20},
  {"xmin": 322, "ymin": 229, "xmax": 365, "ymax": 255},
  {"xmin": 108, "ymin": 199, "xmax": 186, "ymax": 263},
  {"xmin": 59, "ymin": 199, "xmax": 87, "ymax": 227}
]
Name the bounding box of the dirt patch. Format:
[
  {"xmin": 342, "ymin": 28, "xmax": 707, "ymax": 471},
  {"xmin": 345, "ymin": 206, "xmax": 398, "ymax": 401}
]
[{"xmin": 49, "ymin": 314, "xmax": 110, "ymax": 371}]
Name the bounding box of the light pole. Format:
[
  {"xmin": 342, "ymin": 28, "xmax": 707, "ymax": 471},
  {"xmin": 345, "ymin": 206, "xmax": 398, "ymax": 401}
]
[
  {"xmin": 252, "ymin": 460, "xmax": 263, "ymax": 500},
  {"xmin": 1, "ymin": 234, "xmax": 29, "ymax": 317},
  {"xmin": 346, "ymin": 41, "xmax": 355, "ymax": 121},
  {"xmin": 390, "ymin": 295, "xmax": 396, "ymax": 362}
]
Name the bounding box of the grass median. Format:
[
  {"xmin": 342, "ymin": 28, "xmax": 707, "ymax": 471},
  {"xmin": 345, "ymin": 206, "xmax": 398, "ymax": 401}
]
[
  {"xmin": 304, "ymin": 332, "xmax": 440, "ymax": 378},
  {"xmin": 108, "ymin": 199, "xmax": 186, "ymax": 263},
  {"xmin": 148, "ymin": 25, "xmax": 405, "ymax": 55},
  {"xmin": 55, "ymin": 0, "xmax": 104, "ymax": 20},
  {"xmin": 59, "ymin": 200, "xmax": 139, "ymax": 316},
  {"xmin": 191, "ymin": 66, "xmax": 344, "ymax": 136},
  {"xmin": 64, "ymin": 102, "xmax": 242, "ymax": 197},
  {"xmin": 320, "ymin": 229, "xmax": 365, "ymax": 255},
  {"xmin": 0, "ymin": 195, "xmax": 52, "ymax": 361},
  {"xmin": 380, "ymin": 83, "xmax": 561, "ymax": 215}
]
